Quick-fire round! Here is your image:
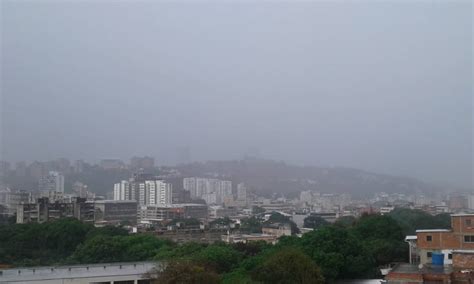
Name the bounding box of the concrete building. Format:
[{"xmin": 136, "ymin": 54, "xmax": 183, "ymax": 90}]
[
  {"xmin": 236, "ymin": 183, "xmax": 247, "ymax": 201},
  {"xmin": 73, "ymin": 182, "xmax": 95, "ymax": 200},
  {"xmin": 209, "ymin": 205, "xmax": 238, "ymax": 219},
  {"xmin": 39, "ymin": 171, "xmax": 64, "ymax": 193},
  {"xmin": 138, "ymin": 203, "xmax": 208, "ymax": 224},
  {"xmin": 183, "ymin": 177, "xmax": 232, "ymax": 205},
  {"xmin": 114, "ymin": 178, "xmax": 172, "ymax": 206},
  {"xmin": 0, "ymin": 188, "xmax": 32, "ymax": 216},
  {"xmin": 94, "ymin": 200, "xmax": 138, "ymax": 226},
  {"xmin": 262, "ymin": 223, "xmax": 292, "ymax": 238},
  {"xmin": 222, "ymin": 233, "xmax": 277, "ymax": 244},
  {"xmin": 448, "ymin": 193, "xmax": 468, "ymax": 211},
  {"xmin": 468, "ymin": 194, "xmax": 474, "ymax": 210},
  {"xmin": 145, "ymin": 180, "xmax": 172, "ymax": 206},
  {"xmin": 16, "ymin": 197, "xmax": 94, "ymax": 224},
  {"xmin": 0, "ymin": 261, "xmax": 157, "ymax": 284}
]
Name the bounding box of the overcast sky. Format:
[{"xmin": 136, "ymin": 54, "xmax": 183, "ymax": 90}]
[{"xmin": 1, "ymin": 0, "xmax": 472, "ymax": 188}]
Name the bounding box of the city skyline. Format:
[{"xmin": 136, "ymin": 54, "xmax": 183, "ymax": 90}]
[{"xmin": 2, "ymin": 1, "xmax": 472, "ymax": 189}]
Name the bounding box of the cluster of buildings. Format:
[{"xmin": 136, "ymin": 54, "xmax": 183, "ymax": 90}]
[
  {"xmin": 15, "ymin": 197, "xmax": 137, "ymax": 226},
  {"xmin": 0, "ymin": 157, "xmax": 155, "ymax": 182},
  {"xmin": 292, "ymin": 190, "xmax": 474, "ymax": 220}
]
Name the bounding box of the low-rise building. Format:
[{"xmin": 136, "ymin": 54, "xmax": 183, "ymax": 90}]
[
  {"xmin": 138, "ymin": 203, "xmax": 208, "ymax": 224},
  {"xmin": 209, "ymin": 205, "xmax": 238, "ymax": 219},
  {"xmin": 262, "ymin": 223, "xmax": 292, "ymax": 237},
  {"xmin": 17, "ymin": 197, "xmax": 94, "ymax": 224},
  {"xmin": 222, "ymin": 233, "xmax": 277, "ymax": 244}
]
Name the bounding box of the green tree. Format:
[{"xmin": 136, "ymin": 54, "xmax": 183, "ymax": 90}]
[
  {"xmin": 334, "ymin": 216, "xmax": 356, "ymax": 228},
  {"xmin": 252, "ymin": 206, "xmax": 266, "ymax": 214},
  {"xmin": 149, "ymin": 260, "xmax": 220, "ymax": 284},
  {"xmin": 252, "ymin": 248, "xmax": 324, "ymax": 284},
  {"xmin": 70, "ymin": 235, "xmax": 127, "ymax": 263},
  {"xmin": 303, "ymin": 215, "xmax": 329, "ymax": 229},
  {"xmin": 241, "ymin": 216, "xmax": 263, "ymax": 233},
  {"xmin": 300, "ymin": 226, "xmax": 375, "ymax": 280},
  {"xmin": 194, "ymin": 243, "xmax": 242, "ymax": 273},
  {"xmin": 389, "ymin": 208, "xmax": 450, "ymax": 235},
  {"xmin": 154, "ymin": 242, "xmax": 205, "ymax": 261},
  {"xmin": 352, "ymin": 214, "xmax": 407, "ymax": 265}
]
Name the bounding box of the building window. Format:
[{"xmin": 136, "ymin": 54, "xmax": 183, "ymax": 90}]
[
  {"xmin": 427, "ymin": 252, "xmax": 432, "ymax": 258},
  {"xmin": 466, "ymin": 219, "xmax": 472, "ymax": 226},
  {"xmin": 448, "ymin": 254, "xmax": 452, "ymax": 260},
  {"xmin": 426, "ymin": 235, "xmax": 432, "ymax": 242},
  {"xmin": 464, "ymin": 235, "xmax": 474, "ymax": 243}
]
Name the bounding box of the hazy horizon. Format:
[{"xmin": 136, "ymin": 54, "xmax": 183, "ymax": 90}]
[{"xmin": 1, "ymin": 1, "xmax": 472, "ymax": 188}]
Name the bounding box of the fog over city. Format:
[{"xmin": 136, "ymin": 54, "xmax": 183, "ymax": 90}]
[{"xmin": 1, "ymin": 1, "xmax": 472, "ymax": 188}]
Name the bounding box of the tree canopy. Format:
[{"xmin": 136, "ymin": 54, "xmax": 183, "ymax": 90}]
[{"xmin": 1, "ymin": 209, "xmax": 447, "ymax": 281}]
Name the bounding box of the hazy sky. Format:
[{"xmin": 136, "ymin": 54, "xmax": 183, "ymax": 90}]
[{"xmin": 1, "ymin": 0, "xmax": 472, "ymax": 188}]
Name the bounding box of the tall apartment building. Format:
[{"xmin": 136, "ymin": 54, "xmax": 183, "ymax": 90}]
[
  {"xmin": 39, "ymin": 171, "xmax": 64, "ymax": 193},
  {"xmin": 183, "ymin": 177, "xmax": 232, "ymax": 205},
  {"xmin": 113, "ymin": 178, "xmax": 172, "ymax": 206}
]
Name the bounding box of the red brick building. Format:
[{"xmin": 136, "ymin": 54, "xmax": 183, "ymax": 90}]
[
  {"xmin": 387, "ymin": 213, "xmax": 474, "ymax": 283},
  {"xmin": 416, "ymin": 214, "xmax": 474, "ymax": 265}
]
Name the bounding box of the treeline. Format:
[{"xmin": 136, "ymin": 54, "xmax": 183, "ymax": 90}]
[{"xmin": 0, "ymin": 209, "xmax": 451, "ymax": 282}]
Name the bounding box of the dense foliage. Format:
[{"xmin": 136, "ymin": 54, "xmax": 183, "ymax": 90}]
[
  {"xmin": 388, "ymin": 208, "xmax": 450, "ymax": 235},
  {"xmin": 0, "ymin": 209, "xmax": 450, "ymax": 282},
  {"xmin": 303, "ymin": 215, "xmax": 329, "ymax": 229}
]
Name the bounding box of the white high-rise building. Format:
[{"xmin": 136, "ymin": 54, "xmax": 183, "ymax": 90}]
[
  {"xmin": 39, "ymin": 171, "xmax": 64, "ymax": 193},
  {"xmin": 114, "ymin": 180, "xmax": 130, "ymax": 201},
  {"xmin": 146, "ymin": 180, "xmax": 172, "ymax": 206},
  {"xmin": 468, "ymin": 194, "xmax": 474, "ymax": 210},
  {"xmin": 114, "ymin": 179, "xmax": 172, "ymax": 206},
  {"xmin": 237, "ymin": 183, "xmax": 247, "ymax": 201},
  {"xmin": 183, "ymin": 177, "xmax": 232, "ymax": 205}
]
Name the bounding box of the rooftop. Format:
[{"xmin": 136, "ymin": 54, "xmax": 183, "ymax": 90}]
[
  {"xmin": 388, "ymin": 263, "xmax": 453, "ymax": 275},
  {"xmin": 415, "ymin": 229, "xmax": 451, "ymax": 233},
  {"xmin": 451, "ymin": 213, "xmax": 474, "ymax": 217},
  {"xmin": 0, "ymin": 262, "xmax": 157, "ymax": 282},
  {"xmin": 141, "ymin": 203, "xmax": 207, "ymax": 208},
  {"xmin": 95, "ymin": 200, "xmax": 137, "ymax": 204}
]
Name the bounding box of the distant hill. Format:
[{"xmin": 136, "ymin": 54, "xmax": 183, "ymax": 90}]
[
  {"xmin": 176, "ymin": 159, "xmax": 442, "ymax": 198},
  {"xmin": 3, "ymin": 159, "xmax": 444, "ymax": 198}
]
